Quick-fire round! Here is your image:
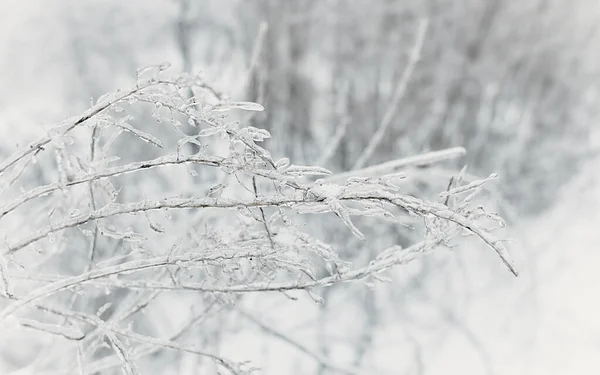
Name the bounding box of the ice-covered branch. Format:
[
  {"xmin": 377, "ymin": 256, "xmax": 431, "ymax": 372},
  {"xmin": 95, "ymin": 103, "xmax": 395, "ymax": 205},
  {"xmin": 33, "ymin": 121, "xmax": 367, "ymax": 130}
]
[
  {"xmin": 4, "ymin": 184, "xmax": 516, "ymax": 277},
  {"xmin": 0, "ymin": 249, "xmax": 266, "ymax": 321},
  {"xmin": 7, "ymin": 239, "xmax": 437, "ymax": 298},
  {"xmin": 0, "ymin": 153, "xmax": 224, "ymax": 219},
  {"xmin": 31, "ymin": 303, "xmax": 242, "ymax": 374},
  {"xmin": 327, "ymin": 147, "xmax": 466, "ymax": 183},
  {"xmin": 0, "ymin": 79, "xmax": 161, "ymax": 175}
]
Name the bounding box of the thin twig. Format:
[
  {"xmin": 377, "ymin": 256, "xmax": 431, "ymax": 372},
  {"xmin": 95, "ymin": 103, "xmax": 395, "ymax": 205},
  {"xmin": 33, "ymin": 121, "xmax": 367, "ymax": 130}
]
[
  {"xmin": 0, "ymin": 153, "xmax": 223, "ymax": 220},
  {"xmin": 0, "ymin": 80, "xmax": 158, "ymax": 174},
  {"xmin": 0, "ymin": 253, "xmax": 12, "ymax": 298},
  {"xmin": 36, "ymin": 304, "xmax": 239, "ymax": 374},
  {"xmin": 82, "ymin": 298, "xmax": 221, "ymax": 374},
  {"xmin": 0, "ymin": 249, "xmax": 265, "ymax": 321},
  {"xmin": 253, "ymin": 176, "xmax": 275, "ymax": 249},
  {"xmin": 9, "ymin": 240, "xmax": 438, "ymax": 297},
  {"xmin": 4, "ymin": 184, "xmax": 517, "ymax": 276},
  {"xmin": 105, "ymin": 331, "xmax": 140, "ymax": 375},
  {"xmin": 327, "ymin": 147, "xmax": 466, "ymax": 183},
  {"xmin": 87, "ymin": 125, "xmax": 100, "ymax": 268},
  {"xmin": 353, "ymin": 19, "xmax": 429, "ymax": 170}
]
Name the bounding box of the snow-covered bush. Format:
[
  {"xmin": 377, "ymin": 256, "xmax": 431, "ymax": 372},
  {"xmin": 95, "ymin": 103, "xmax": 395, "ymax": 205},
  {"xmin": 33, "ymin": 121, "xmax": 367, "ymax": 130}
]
[{"xmin": 0, "ymin": 66, "xmax": 516, "ymax": 374}]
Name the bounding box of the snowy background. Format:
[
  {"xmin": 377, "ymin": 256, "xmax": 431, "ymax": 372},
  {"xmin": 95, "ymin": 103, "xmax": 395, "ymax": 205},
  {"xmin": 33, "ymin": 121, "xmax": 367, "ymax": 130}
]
[{"xmin": 1, "ymin": 1, "xmax": 599, "ymax": 374}]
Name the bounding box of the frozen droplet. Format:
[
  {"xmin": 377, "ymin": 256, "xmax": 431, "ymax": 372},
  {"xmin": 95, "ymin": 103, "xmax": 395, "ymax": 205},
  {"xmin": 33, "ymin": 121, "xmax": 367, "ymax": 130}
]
[
  {"xmin": 97, "ymin": 302, "xmax": 112, "ymax": 316},
  {"xmin": 275, "ymin": 158, "xmax": 290, "ymax": 169}
]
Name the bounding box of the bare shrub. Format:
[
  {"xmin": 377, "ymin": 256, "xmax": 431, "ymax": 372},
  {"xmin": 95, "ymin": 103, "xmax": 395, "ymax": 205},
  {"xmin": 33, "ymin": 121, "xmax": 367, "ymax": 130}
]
[{"xmin": 0, "ymin": 66, "xmax": 515, "ymax": 374}]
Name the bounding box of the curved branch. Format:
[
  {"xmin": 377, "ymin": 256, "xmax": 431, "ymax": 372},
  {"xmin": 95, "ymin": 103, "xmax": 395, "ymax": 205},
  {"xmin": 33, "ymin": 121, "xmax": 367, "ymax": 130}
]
[{"xmin": 0, "ymin": 80, "xmax": 160, "ymax": 175}]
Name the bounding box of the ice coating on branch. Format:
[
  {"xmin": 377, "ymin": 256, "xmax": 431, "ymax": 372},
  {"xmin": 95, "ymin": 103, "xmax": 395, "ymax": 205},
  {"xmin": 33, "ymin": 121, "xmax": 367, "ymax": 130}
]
[{"xmin": 210, "ymin": 101, "xmax": 265, "ymax": 112}]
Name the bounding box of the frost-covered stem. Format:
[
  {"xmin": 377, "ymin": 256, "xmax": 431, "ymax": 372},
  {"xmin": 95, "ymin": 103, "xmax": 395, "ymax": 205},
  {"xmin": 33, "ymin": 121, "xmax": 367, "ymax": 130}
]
[
  {"xmin": 105, "ymin": 331, "xmax": 140, "ymax": 375},
  {"xmin": 6, "ymin": 195, "xmax": 309, "ymax": 255},
  {"xmin": 87, "ymin": 126, "xmax": 100, "ymax": 267},
  {"xmin": 329, "ymin": 147, "xmax": 465, "ymax": 183},
  {"xmin": 35, "ymin": 304, "xmax": 239, "ymax": 374},
  {"xmin": 75, "ymin": 279, "xmax": 167, "ymax": 363},
  {"xmin": 8, "ymin": 240, "xmax": 438, "ymax": 297},
  {"xmin": 352, "ymin": 19, "xmax": 428, "ymax": 170},
  {"xmin": 253, "ymin": 176, "xmax": 275, "ymax": 249},
  {"xmin": 4, "ymin": 188, "xmax": 517, "ymax": 275},
  {"xmin": 70, "ymin": 292, "xmax": 218, "ymax": 374},
  {"xmin": 0, "ymin": 194, "xmax": 360, "ymax": 254},
  {"xmin": 19, "ymin": 318, "xmax": 85, "ymax": 340},
  {"xmin": 0, "ymin": 250, "xmax": 266, "ymax": 321},
  {"xmin": 49, "ymin": 127, "xmax": 102, "ymax": 369},
  {"xmin": 387, "ymin": 194, "xmax": 517, "ymax": 275},
  {"xmin": 0, "ymin": 80, "xmax": 158, "ymax": 174},
  {"xmin": 0, "ymin": 253, "xmax": 13, "ymax": 298},
  {"xmin": 82, "ymin": 298, "xmax": 220, "ymax": 374},
  {"xmin": 2, "ymin": 241, "xmax": 433, "ymax": 323},
  {"xmin": 114, "ymin": 324, "xmax": 239, "ymax": 374},
  {"xmin": 132, "ymin": 97, "xmax": 278, "ymax": 170},
  {"xmin": 0, "ymin": 153, "xmax": 223, "ymax": 220}
]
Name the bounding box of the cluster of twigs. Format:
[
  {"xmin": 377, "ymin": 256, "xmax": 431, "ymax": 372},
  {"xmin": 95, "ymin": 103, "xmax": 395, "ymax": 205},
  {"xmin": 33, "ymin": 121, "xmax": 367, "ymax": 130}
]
[{"xmin": 0, "ymin": 65, "xmax": 515, "ymax": 375}]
